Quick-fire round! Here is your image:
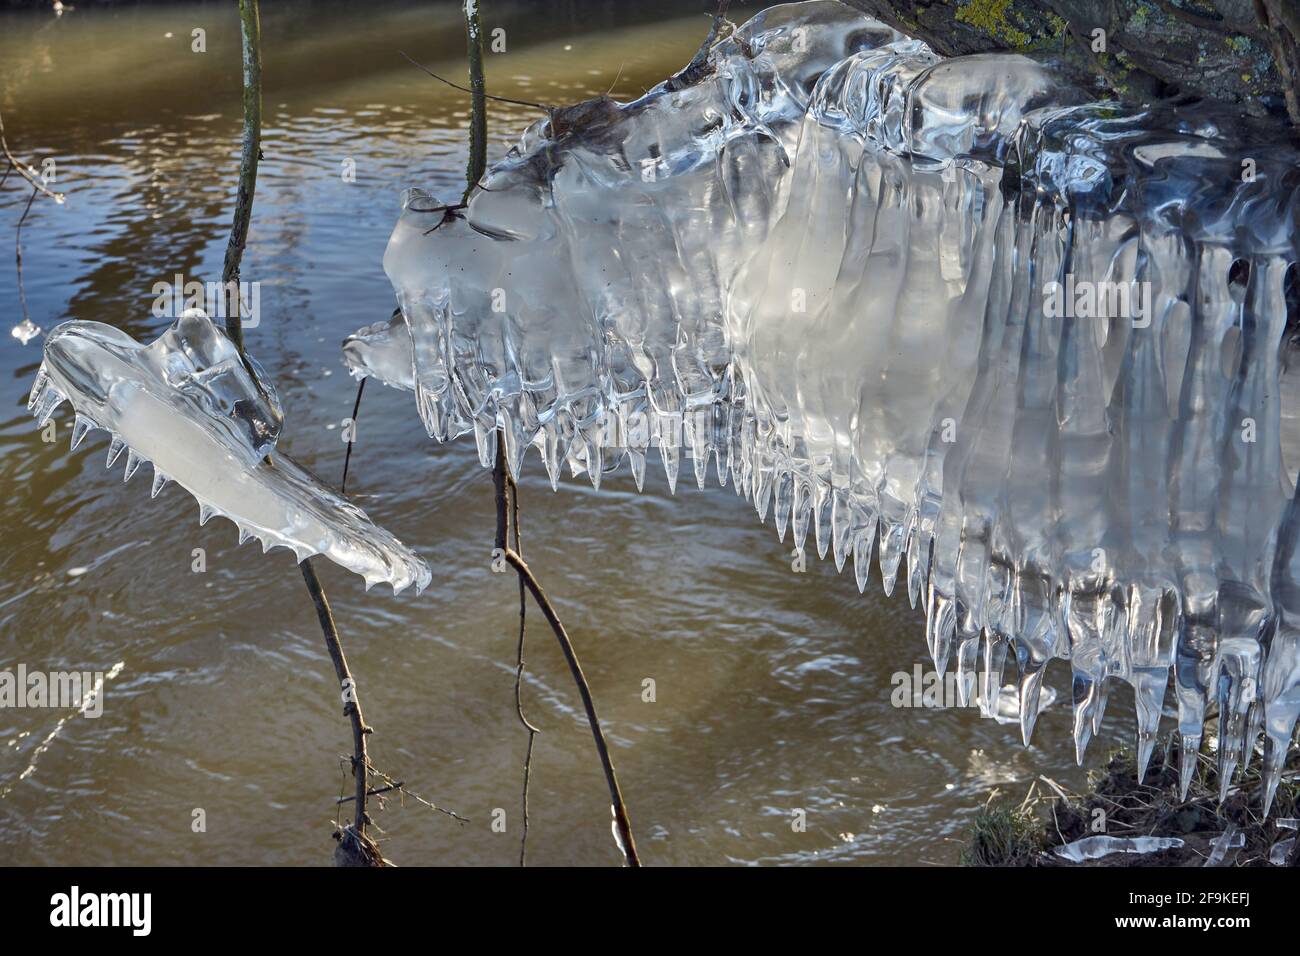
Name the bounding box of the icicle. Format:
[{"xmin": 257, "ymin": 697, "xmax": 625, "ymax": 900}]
[
  {"xmin": 830, "ymin": 492, "xmax": 851, "ymax": 573},
  {"xmin": 70, "ymin": 414, "xmax": 93, "ymax": 451},
  {"xmin": 1016, "ymin": 652, "xmax": 1048, "ymax": 747},
  {"xmin": 473, "ymin": 419, "xmax": 497, "ymax": 470},
  {"xmin": 658, "ymin": 440, "xmax": 679, "ymax": 495},
  {"xmin": 852, "ymin": 513, "xmax": 877, "ymax": 594},
  {"xmin": 979, "ymin": 629, "xmax": 1009, "ymax": 719},
  {"xmin": 774, "ymin": 470, "xmax": 791, "ymax": 542},
  {"xmin": 122, "ymin": 449, "xmax": 144, "ymax": 483},
  {"xmin": 692, "ymin": 449, "xmax": 708, "ymax": 489},
  {"xmin": 150, "ymin": 468, "xmax": 170, "ymax": 499},
  {"xmin": 792, "ymin": 476, "xmax": 812, "ymax": 554},
  {"xmin": 541, "ymin": 422, "xmax": 562, "ymax": 491},
  {"xmin": 925, "ymin": 589, "xmax": 956, "ymax": 676},
  {"xmin": 105, "ymin": 436, "xmax": 125, "ymax": 468},
  {"xmin": 755, "ymin": 467, "xmax": 772, "ymax": 523},
  {"xmin": 813, "ymin": 481, "xmax": 832, "ymax": 560},
  {"xmin": 628, "ymin": 447, "xmax": 646, "ymax": 492},
  {"xmin": 954, "ymin": 633, "xmax": 979, "ymax": 707},
  {"xmin": 878, "ymin": 519, "xmax": 905, "ymax": 598}
]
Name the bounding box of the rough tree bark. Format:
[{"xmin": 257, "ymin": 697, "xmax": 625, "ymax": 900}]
[{"xmin": 844, "ymin": 0, "xmax": 1300, "ymax": 125}]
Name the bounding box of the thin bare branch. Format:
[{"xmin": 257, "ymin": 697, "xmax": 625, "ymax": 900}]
[
  {"xmin": 0, "ymin": 109, "xmax": 65, "ymax": 204},
  {"xmin": 500, "ymin": 539, "xmax": 640, "ymax": 866},
  {"xmin": 398, "ymin": 50, "xmax": 554, "ymax": 112}
]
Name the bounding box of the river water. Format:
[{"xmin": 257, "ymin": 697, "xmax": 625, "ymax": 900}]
[{"xmin": 0, "ymin": 0, "xmax": 1128, "ymax": 866}]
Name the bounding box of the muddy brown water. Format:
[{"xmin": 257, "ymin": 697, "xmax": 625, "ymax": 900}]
[{"xmin": 0, "ymin": 0, "xmax": 1124, "ymax": 865}]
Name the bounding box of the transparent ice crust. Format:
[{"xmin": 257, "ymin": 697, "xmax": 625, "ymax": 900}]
[{"xmin": 31, "ymin": 311, "xmax": 431, "ymax": 595}]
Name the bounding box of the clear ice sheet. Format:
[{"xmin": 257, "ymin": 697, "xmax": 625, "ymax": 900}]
[
  {"xmin": 356, "ymin": 0, "xmax": 1300, "ymax": 804},
  {"xmin": 30, "ymin": 310, "xmax": 431, "ymax": 595}
]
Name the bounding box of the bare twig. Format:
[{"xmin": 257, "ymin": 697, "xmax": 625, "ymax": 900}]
[
  {"xmin": 668, "ymin": 1, "xmax": 734, "ymax": 90},
  {"xmin": 2, "ymin": 107, "xmax": 64, "ymax": 343},
  {"xmin": 366, "ymin": 767, "xmax": 470, "ymax": 824},
  {"xmin": 498, "ymin": 529, "xmax": 640, "ymax": 866},
  {"xmin": 0, "ymin": 110, "xmax": 65, "ymax": 203},
  {"xmin": 397, "ymin": 50, "xmax": 554, "ymax": 112},
  {"xmin": 221, "ymin": 0, "xmax": 263, "ymax": 355},
  {"xmin": 338, "ymin": 780, "xmax": 404, "ymax": 803},
  {"xmin": 463, "ymin": 0, "xmax": 487, "ymax": 205},
  {"xmin": 340, "ymin": 377, "xmax": 366, "ymax": 495},
  {"xmin": 494, "ymin": 446, "xmax": 540, "ymax": 865},
  {"xmin": 14, "ymin": 187, "xmax": 37, "ymax": 329}
]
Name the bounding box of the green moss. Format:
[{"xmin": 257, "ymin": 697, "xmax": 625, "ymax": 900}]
[
  {"xmin": 955, "ymin": 0, "xmax": 1033, "ymax": 50},
  {"xmin": 1127, "ymin": 2, "xmax": 1153, "ymax": 31}
]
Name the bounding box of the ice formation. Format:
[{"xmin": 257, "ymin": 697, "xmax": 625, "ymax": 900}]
[
  {"xmin": 355, "ymin": 1, "xmax": 1300, "ymax": 807},
  {"xmin": 30, "ymin": 311, "xmax": 430, "ymax": 594}
]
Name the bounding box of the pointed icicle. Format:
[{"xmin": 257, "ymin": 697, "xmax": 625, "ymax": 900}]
[
  {"xmin": 587, "ymin": 440, "xmax": 604, "ymax": 491},
  {"xmin": 32, "ymin": 386, "xmax": 65, "ymax": 428},
  {"xmin": 473, "ymin": 420, "xmax": 497, "ymax": 470},
  {"xmin": 26, "ymin": 367, "xmax": 49, "ymax": 411},
  {"xmin": 925, "ymin": 591, "xmax": 956, "ymax": 676},
  {"xmin": 1178, "ymin": 734, "xmax": 1201, "ymax": 800},
  {"xmin": 1071, "ymin": 674, "xmax": 1096, "ymax": 765},
  {"xmin": 878, "ymin": 519, "xmax": 905, "ymax": 597},
  {"xmin": 1133, "ymin": 668, "xmax": 1166, "ymax": 783},
  {"xmin": 792, "ymin": 477, "xmax": 812, "ymax": 554},
  {"xmin": 1240, "ymin": 701, "xmax": 1262, "ymax": 775},
  {"xmin": 660, "ymin": 442, "xmax": 680, "ymax": 495},
  {"xmin": 150, "ymin": 468, "xmax": 170, "ymax": 499},
  {"xmin": 852, "ymin": 515, "xmax": 877, "ymax": 594},
  {"xmin": 628, "ymin": 448, "xmax": 646, "ymax": 492},
  {"xmin": 198, "ymin": 502, "xmax": 215, "ymax": 526},
  {"xmin": 1091, "ymin": 678, "xmax": 1111, "ymax": 736},
  {"xmin": 500, "ymin": 408, "xmax": 527, "ymax": 479},
  {"xmin": 774, "ymin": 471, "xmax": 791, "ymax": 542},
  {"xmin": 238, "ymin": 526, "xmax": 252, "ymax": 546},
  {"xmin": 954, "ymin": 634, "xmax": 979, "ymax": 707},
  {"xmin": 979, "ymin": 630, "xmax": 1009, "ymax": 719},
  {"xmin": 106, "ymin": 436, "xmax": 125, "ymax": 468},
  {"xmin": 906, "ymin": 528, "xmax": 929, "ymax": 610},
  {"xmin": 70, "ymin": 414, "xmax": 93, "ymax": 451},
  {"xmin": 1018, "ymin": 662, "xmax": 1047, "ymax": 747},
  {"xmin": 831, "ymin": 494, "xmax": 850, "ymax": 573},
  {"xmin": 692, "ymin": 450, "xmax": 708, "ymax": 489},
  {"xmin": 755, "ymin": 468, "xmax": 772, "ymax": 523},
  {"xmin": 541, "ymin": 423, "xmax": 562, "ymax": 491},
  {"xmin": 122, "ymin": 449, "xmax": 143, "ymax": 482},
  {"xmin": 813, "ymin": 482, "xmax": 832, "ymax": 560}
]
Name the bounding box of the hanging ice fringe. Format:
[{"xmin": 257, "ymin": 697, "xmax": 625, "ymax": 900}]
[{"xmin": 349, "ymin": 0, "xmax": 1300, "ymax": 807}]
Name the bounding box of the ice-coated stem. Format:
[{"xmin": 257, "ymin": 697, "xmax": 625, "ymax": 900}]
[{"xmin": 221, "ymin": 0, "xmax": 262, "ymax": 355}]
